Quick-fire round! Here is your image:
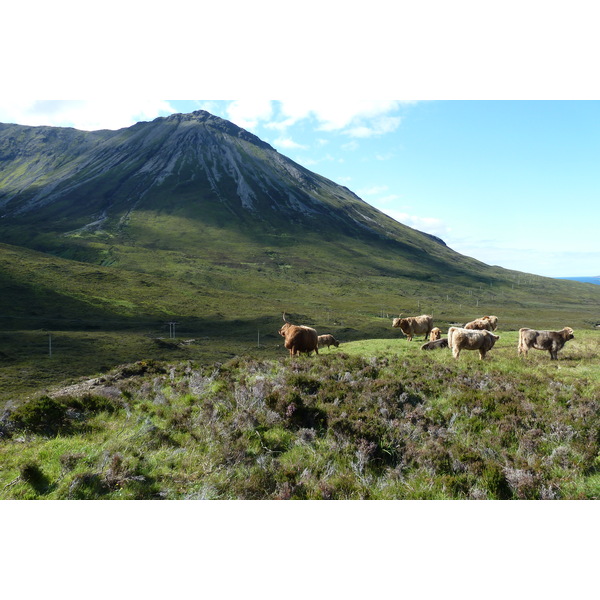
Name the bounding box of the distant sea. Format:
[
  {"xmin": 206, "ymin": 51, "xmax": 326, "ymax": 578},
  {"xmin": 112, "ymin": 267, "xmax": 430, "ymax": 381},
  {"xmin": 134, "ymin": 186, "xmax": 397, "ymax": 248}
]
[{"xmin": 558, "ymin": 277, "xmax": 600, "ymax": 285}]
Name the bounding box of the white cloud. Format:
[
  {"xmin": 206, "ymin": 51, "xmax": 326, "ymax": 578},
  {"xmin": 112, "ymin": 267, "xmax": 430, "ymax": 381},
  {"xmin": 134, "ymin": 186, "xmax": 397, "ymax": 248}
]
[
  {"xmin": 344, "ymin": 115, "xmax": 402, "ymax": 138},
  {"xmin": 446, "ymin": 241, "xmax": 600, "ymax": 278},
  {"xmin": 341, "ymin": 141, "xmax": 359, "ymax": 151},
  {"xmin": 258, "ymin": 100, "xmax": 408, "ymax": 137},
  {"xmin": 378, "ymin": 208, "xmax": 451, "ymax": 239},
  {"xmin": 225, "ymin": 100, "xmax": 274, "ymax": 131},
  {"xmin": 273, "ymin": 137, "xmax": 307, "ymax": 150},
  {"xmin": 358, "ymin": 185, "xmax": 389, "ymax": 196},
  {"xmin": 375, "ymin": 152, "xmax": 395, "ymax": 161},
  {"xmin": 0, "ymin": 100, "xmax": 176, "ymax": 131}
]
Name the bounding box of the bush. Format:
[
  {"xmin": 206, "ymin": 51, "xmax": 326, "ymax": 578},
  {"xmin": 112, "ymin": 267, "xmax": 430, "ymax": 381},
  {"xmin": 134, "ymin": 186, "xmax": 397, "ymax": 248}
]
[{"xmin": 9, "ymin": 396, "xmax": 68, "ymax": 434}]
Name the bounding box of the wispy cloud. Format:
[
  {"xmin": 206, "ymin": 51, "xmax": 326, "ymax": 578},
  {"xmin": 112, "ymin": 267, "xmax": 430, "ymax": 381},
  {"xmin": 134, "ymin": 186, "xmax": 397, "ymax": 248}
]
[
  {"xmin": 273, "ymin": 136, "xmax": 307, "ymax": 150},
  {"xmin": 258, "ymin": 100, "xmax": 409, "ymax": 138},
  {"xmin": 341, "ymin": 141, "xmax": 359, "ymax": 151},
  {"xmin": 344, "ymin": 115, "xmax": 402, "ymax": 138},
  {"xmin": 382, "ymin": 209, "xmax": 451, "ymax": 239},
  {"xmin": 0, "ymin": 100, "xmax": 176, "ymax": 131},
  {"xmin": 446, "ymin": 240, "xmax": 600, "ymax": 278},
  {"xmin": 224, "ymin": 100, "xmax": 274, "ymax": 130}
]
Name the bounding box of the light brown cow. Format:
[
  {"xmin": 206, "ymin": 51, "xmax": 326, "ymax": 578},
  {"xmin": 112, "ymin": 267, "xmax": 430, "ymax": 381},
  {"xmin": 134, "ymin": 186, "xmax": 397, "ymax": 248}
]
[
  {"xmin": 278, "ymin": 313, "xmax": 319, "ymax": 357},
  {"xmin": 318, "ymin": 334, "xmax": 340, "ymax": 349},
  {"xmin": 482, "ymin": 315, "xmax": 499, "ymax": 331},
  {"xmin": 392, "ymin": 314, "xmax": 433, "ymax": 341},
  {"xmin": 448, "ymin": 326, "xmax": 500, "ymax": 359},
  {"xmin": 429, "ymin": 327, "xmax": 442, "ymax": 341},
  {"xmin": 517, "ymin": 327, "xmax": 574, "ymax": 360},
  {"xmin": 464, "ymin": 317, "xmax": 494, "ymax": 331}
]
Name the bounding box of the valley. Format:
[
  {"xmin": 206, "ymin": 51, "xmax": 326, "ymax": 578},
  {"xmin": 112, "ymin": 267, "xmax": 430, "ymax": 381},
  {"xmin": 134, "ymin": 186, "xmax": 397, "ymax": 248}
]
[{"xmin": 1, "ymin": 110, "xmax": 600, "ymax": 499}]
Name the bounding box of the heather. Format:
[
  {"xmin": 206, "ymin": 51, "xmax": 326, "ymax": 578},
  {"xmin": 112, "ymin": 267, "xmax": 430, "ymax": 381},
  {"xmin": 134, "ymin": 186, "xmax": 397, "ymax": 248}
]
[{"xmin": 2, "ymin": 330, "xmax": 599, "ymax": 500}]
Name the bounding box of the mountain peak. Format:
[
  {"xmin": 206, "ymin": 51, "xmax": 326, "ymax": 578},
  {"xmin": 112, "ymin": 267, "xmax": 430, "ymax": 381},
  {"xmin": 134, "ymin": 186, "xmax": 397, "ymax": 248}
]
[{"xmin": 150, "ymin": 110, "xmax": 276, "ymax": 151}]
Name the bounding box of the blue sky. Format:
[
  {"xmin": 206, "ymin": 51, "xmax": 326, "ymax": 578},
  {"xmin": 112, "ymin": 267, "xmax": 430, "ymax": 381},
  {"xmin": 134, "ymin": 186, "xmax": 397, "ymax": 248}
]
[{"xmin": 1, "ymin": 99, "xmax": 597, "ymax": 278}]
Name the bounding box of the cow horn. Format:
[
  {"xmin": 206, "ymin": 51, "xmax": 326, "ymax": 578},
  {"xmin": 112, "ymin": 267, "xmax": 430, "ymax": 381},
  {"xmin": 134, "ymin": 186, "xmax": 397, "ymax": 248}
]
[{"xmin": 282, "ymin": 312, "xmax": 288, "ymax": 323}]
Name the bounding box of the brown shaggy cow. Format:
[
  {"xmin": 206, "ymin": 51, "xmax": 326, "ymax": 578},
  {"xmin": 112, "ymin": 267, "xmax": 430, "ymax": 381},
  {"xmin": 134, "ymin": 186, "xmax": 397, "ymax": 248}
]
[
  {"xmin": 421, "ymin": 338, "xmax": 449, "ymax": 350},
  {"xmin": 482, "ymin": 315, "xmax": 499, "ymax": 331},
  {"xmin": 517, "ymin": 327, "xmax": 574, "ymax": 360},
  {"xmin": 448, "ymin": 326, "xmax": 499, "ymax": 359},
  {"xmin": 278, "ymin": 313, "xmax": 319, "ymax": 357},
  {"xmin": 392, "ymin": 314, "xmax": 433, "ymax": 341},
  {"xmin": 429, "ymin": 327, "xmax": 442, "ymax": 341},
  {"xmin": 317, "ymin": 334, "xmax": 340, "ymax": 349},
  {"xmin": 464, "ymin": 317, "xmax": 494, "ymax": 331}
]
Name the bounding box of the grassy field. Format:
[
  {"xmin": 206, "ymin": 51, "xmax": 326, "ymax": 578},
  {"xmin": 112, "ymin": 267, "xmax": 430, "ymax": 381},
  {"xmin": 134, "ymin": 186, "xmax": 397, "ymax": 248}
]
[{"xmin": 2, "ymin": 328, "xmax": 599, "ymax": 500}]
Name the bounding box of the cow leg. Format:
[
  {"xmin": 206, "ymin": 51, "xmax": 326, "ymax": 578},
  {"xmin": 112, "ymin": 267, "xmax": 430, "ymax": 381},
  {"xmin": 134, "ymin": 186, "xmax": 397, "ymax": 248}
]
[
  {"xmin": 452, "ymin": 347, "xmax": 461, "ymax": 359},
  {"xmin": 479, "ymin": 349, "xmax": 486, "ymax": 360}
]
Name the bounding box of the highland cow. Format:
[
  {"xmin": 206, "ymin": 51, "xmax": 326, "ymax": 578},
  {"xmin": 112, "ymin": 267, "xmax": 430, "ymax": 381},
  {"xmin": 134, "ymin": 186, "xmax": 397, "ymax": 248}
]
[
  {"xmin": 392, "ymin": 314, "xmax": 433, "ymax": 341},
  {"xmin": 278, "ymin": 313, "xmax": 319, "ymax": 357},
  {"xmin": 517, "ymin": 327, "xmax": 574, "ymax": 360},
  {"xmin": 448, "ymin": 326, "xmax": 500, "ymax": 360},
  {"xmin": 421, "ymin": 338, "xmax": 449, "ymax": 351},
  {"xmin": 317, "ymin": 334, "xmax": 340, "ymax": 349},
  {"xmin": 464, "ymin": 317, "xmax": 495, "ymax": 331}
]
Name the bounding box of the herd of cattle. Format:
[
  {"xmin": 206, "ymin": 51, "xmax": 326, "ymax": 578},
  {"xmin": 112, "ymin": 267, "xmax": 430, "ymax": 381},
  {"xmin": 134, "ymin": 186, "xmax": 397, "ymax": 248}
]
[{"xmin": 278, "ymin": 312, "xmax": 576, "ymax": 361}]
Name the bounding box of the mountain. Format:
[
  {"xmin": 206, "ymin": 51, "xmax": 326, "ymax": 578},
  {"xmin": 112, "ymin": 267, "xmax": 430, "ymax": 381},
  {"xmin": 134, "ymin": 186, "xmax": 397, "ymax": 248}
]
[
  {"xmin": 0, "ymin": 110, "xmax": 451, "ymax": 265},
  {"xmin": 1, "ymin": 110, "xmax": 600, "ymax": 340}
]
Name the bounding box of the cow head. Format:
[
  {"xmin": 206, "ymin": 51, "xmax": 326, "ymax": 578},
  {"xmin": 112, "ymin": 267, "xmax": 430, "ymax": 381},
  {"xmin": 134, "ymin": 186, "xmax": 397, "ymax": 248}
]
[
  {"xmin": 392, "ymin": 316, "xmax": 404, "ymax": 328},
  {"xmin": 279, "ymin": 313, "xmax": 292, "ymax": 336}
]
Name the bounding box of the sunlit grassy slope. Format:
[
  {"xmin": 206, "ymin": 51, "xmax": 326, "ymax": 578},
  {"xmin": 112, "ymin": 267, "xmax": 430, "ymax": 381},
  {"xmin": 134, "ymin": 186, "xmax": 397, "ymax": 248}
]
[
  {"xmin": 1, "ymin": 330, "xmax": 599, "ymax": 500},
  {"xmin": 2, "ymin": 233, "xmax": 600, "ymax": 405}
]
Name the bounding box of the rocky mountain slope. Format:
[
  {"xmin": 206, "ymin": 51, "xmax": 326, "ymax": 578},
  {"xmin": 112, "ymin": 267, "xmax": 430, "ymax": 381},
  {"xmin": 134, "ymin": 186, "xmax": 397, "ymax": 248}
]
[{"xmin": 0, "ymin": 111, "xmax": 454, "ymax": 261}]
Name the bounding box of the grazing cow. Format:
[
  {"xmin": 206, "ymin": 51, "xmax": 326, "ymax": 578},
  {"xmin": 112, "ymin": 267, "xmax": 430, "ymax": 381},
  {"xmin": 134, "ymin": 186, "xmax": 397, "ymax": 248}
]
[
  {"xmin": 464, "ymin": 317, "xmax": 494, "ymax": 331},
  {"xmin": 317, "ymin": 334, "xmax": 340, "ymax": 349},
  {"xmin": 278, "ymin": 313, "xmax": 319, "ymax": 357},
  {"xmin": 448, "ymin": 326, "xmax": 500, "ymax": 359},
  {"xmin": 429, "ymin": 327, "xmax": 442, "ymax": 341},
  {"xmin": 517, "ymin": 327, "xmax": 574, "ymax": 360},
  {"xmin": 421, "ymin": 338, "xmax": 449, "ymax": 351},
  {"xmin": 392, "ymin": 314, "xmax": 433, "ymax": 341},
  {"xmin": 483, "ymin": 315, "xmax": 499, "ymax": 331}
]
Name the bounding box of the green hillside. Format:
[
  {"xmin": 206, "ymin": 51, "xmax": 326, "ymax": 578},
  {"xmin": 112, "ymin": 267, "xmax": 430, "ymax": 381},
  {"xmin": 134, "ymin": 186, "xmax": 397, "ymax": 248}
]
[{"xmin": 2, "ymin": 332, "xmax": 599, "ymax": 500}]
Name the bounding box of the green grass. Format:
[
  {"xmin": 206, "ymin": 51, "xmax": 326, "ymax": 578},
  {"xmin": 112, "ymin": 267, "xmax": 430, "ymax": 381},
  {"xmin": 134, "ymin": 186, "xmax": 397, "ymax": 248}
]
[{"xmin": 2, "ymin": 330, "xmax": 599, "ymax": 500}]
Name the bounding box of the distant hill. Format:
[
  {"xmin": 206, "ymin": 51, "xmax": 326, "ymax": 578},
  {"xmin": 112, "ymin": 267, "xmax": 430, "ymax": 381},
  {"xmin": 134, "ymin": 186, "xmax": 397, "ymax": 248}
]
[{"xmin": 558, "ymin": 277, "xmax": 600, "ymax": 285}]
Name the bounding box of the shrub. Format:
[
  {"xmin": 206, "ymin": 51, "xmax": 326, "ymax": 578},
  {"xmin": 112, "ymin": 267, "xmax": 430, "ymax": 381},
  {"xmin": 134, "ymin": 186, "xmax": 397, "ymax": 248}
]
[{"xmin": 9, "ymin": 396, "xmax": 68, "ymax": 434}]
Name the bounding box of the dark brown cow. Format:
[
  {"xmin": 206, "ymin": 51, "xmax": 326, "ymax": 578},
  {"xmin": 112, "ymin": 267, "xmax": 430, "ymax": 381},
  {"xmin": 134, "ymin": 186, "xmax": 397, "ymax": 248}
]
[
  {"xmin": 317, "ymin": 334, "xmax": 340, "ymax": 349},
  {"xmin": 448, "ymin": 326, "xmax": 500, "ymax": 359},
  {"xmin": 391, "ymin": 314, "xmax": 433, "ymax": 341},
  {"xmin": 278, "ymin": 313, "xmax": 319, "ymax": 357},
  {"xmin": 518, "ymin": 327, "xmax": 574, "ymax": 360}
]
